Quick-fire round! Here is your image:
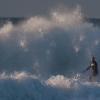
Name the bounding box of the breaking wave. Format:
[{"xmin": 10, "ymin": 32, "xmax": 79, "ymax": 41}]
[{"xmin": 0, "ymin": 5, "xmax": 100, "ymax": 100}]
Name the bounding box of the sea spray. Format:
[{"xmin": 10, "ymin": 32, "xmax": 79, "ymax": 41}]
[{"xmin": 0, "ymin": 6, "xmax": 99, "ymax": 80}]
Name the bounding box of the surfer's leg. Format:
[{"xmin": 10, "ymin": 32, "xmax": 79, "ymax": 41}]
[
  {"xmin": 89, "ymin": 74, "xmax": 94, "ymax": 82},
  {"xmin": 89, "ymin": 76, "xmax": 92, "ymax": 82},
  {"xmin": 89, "ymin": 73, "xmax": 97, "ymax": 82}
]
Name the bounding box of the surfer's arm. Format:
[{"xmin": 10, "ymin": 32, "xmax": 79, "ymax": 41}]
[{"xmin": 83, "ymin": 66, "xmax": 91, "ymax": 73}]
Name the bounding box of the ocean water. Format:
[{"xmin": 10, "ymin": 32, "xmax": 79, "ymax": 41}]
[{"xmin": 0, "ymin": 6, "xmax": 100, "ymax": 100}]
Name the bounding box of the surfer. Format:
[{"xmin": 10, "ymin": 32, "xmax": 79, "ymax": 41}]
[{"xmin": 83, "ymin": 57, "xmax": 98, "ymax": 81}]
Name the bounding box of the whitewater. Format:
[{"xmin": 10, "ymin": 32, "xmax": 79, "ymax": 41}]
[{"xmin": 0, "ymin": 6, "xmax": 100, "ymax": 100}]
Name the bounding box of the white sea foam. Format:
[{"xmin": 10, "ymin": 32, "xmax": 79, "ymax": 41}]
[{"xmin": 0, "ymin": 72, "xmax": 100, "ymax": 100}]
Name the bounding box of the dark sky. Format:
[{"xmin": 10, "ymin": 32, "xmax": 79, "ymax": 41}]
[{"xmin": 0, "ymin": 0, "xmax": 100, "ymax": 18}]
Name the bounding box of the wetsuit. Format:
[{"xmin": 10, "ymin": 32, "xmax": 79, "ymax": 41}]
[{"xmin": 86, "ymin": 61, "xmax": 98, "ymax": 76}]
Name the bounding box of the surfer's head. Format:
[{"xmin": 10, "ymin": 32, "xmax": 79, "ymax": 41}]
[{"xmin": 91, "ymin": 56, "xmax": 95, "ymax": 62}]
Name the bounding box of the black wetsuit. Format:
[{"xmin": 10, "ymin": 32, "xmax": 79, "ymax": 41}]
[{"xmin": 86, "ymin": 61, "xmax": 98, "ymax": 76}]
